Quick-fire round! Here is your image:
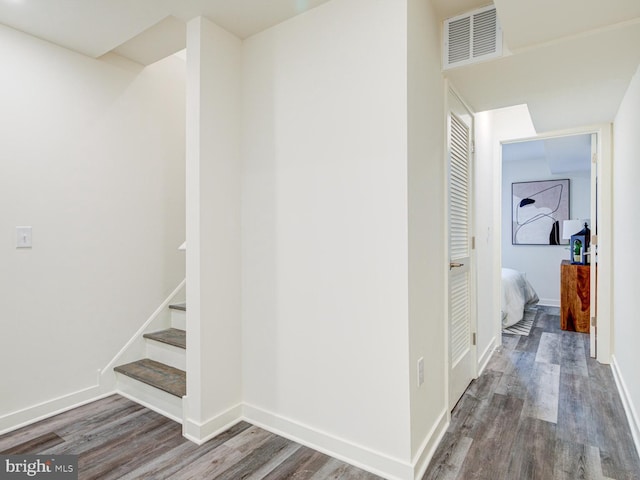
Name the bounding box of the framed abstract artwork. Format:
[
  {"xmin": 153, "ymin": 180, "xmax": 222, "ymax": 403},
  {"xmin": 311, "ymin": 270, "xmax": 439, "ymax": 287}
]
[{"xmin": 512, "ymin": 179, "xmax": 570, "ymax": 245}]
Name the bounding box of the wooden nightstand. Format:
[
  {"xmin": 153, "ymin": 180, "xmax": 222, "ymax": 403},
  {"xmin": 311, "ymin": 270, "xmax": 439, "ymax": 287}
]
[{"xmin": 560, "ymin": 260, "xmax": 590, "ymax": 333}]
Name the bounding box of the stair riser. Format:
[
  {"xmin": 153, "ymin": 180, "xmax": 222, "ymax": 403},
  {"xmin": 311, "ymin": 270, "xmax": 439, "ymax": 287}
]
[
  {"xmin": 145, "ymin": 341, "xmax": 186, "ymax": 371},
  {"xmin": 115, "ymin": 373, "xmax": 183, "ymax": 423},
  {"xmin": 171, "ymin": 310, "xmax": 186, "ymax": 330}
]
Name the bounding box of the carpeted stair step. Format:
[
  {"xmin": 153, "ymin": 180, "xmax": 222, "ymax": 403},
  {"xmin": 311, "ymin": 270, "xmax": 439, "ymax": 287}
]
[
  {"xmin": 114, "ymin": 359, "xmax": 185, "ymax": 397},
  {"xmin": 143, "ymin": 328, "xmax": 186, "ymax": 349},
  {"xmin": 169, "ymin": 302, "xmax": 186, "ymax": 311}
]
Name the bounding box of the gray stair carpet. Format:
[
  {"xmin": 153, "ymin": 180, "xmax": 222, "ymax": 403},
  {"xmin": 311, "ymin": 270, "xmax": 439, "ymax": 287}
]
[{"xmin": 169, "ymin": 302, "xmax": 186, "ymax": 311}]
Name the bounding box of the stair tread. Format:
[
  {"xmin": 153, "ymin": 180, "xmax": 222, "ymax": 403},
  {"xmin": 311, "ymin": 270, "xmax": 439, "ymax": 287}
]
[
  {"xmin": 169, "ymin": 303, "xmax": 186, "ymax": 311},
  {"xmin": 114, "ymin": 359, "xmax": 185, "ymax": 397},
  {"xmin": 143, "ymin": 328, "xmax": 186, "ymax": 349}
]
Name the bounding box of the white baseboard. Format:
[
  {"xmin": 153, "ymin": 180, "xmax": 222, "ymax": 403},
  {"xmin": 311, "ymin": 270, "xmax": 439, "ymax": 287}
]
[
  {"xmin": 610, "ymin": 355, "xmax": 640, "ymax": 456},
  {"xmin": 538, "ymin": 298, "xmax": 560, "ymax": 308},
  {"xmin": 412, "ymin": 409, "xmax": 449, "ymax": 480},
  {"xmin": 182, "ymin": 402, "xmax": 243, "ymax": 445},
  {"xmin": 0, "ymin": 385, "xmax": 111, "ymax": 435},
  {"xmin": 242, "ymin": 403, "xmax": 413, "ymax": 480},
  {"xmin": 477, "ymin": 336, "xmax": 497, "ymax": 377}
]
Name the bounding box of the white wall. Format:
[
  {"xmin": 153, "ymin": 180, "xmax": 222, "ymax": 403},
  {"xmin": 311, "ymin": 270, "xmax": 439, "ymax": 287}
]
[
  {"xmin": 407, "ymin": 0, "xmax": 448, "ymax": 474},
  {"xmin": 242, "ymin": 0, "xmax": 414, "ymax": 476},
  {"xmin": 502, "ymin": 157, "xmax": 590, "ymax": 305},
  {"xmin": 0, "ymin": 24, "xmax": 185, "ymax": 424},
  {"xmin": 612, "ymin": 63, "xmax": 640, "ymax": 447},
  {"xmin": 474, "ymin": 105, "xmax": 535, "ymax": 357},
  {"xmin": 184, "ymin": 17, "xmax": 242, "ymax": 440}
]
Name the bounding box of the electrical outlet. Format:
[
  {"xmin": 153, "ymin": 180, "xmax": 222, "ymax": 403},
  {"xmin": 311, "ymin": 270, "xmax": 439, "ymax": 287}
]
[{"xmin": 418, "ymin": 357, "xmax": 424, "ymax": 386}]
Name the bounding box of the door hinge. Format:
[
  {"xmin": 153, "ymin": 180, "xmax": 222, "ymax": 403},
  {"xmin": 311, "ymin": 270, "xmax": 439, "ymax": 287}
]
[
  {"xmin": 591, "ymin": 316, "xmax": 597, "ymax": 327},
  {"xmin": 472, "ymin": 236, "xmax": 476, "ymax": 250},
  {"xmin": 592, "ymin": 152, "xmax": 598, "ymax": 164},
  {"xmin": 471, "ymin": 139, "xmax": 476, "ymax": 154},
  {"xmin": 472, "ymin": 332, "xmax": 477, "ymax": 346},
  {"xmin": 591, "ymin": 234, "xmax": 598, "ymax": 246}
]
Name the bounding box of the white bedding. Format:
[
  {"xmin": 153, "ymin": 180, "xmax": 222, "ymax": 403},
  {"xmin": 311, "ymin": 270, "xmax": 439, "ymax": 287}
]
[{"xmin": 501, "ymin": 268, "xmax": 539, "ymax": 328}]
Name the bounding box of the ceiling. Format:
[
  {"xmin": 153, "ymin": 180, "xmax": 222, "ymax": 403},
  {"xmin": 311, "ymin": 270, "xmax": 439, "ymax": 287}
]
[
  {"xmin": 1, "ymin": 0, "xmax": 639, "ymax": 133},
  {"xmin": 493, "ymin": 0, "xmax": 640, "ymax": 52},
  {"xmin": 0, "ymin": 0, "xmax": 331, "ymax": 60},
  {"xmin": 503, "ymin": 134, "xmax": 592, "ymax": 174}
]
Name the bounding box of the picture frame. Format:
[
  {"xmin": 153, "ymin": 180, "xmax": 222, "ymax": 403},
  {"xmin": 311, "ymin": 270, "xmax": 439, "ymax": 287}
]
[{"xmin": 512, "ymin": 179, "xmax": 570, "ymax": 245}]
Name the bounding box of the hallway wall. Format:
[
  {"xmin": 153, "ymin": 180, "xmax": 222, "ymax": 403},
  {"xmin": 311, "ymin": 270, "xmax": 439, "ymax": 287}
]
[
  {"xmin": 407, "ymin": 0, "xmax": 448, "ymax": 474},
  {"xmin": 0, "ymin": 24, "xmax": 186, "ymax": 426},
  {"xmin": 612, "ymin": 62, "xmax": 640, "ymax": 448},
  {"xmin": 242, "ymin": 0, "xmax": 419, "ymax": 476},
  {"xmin": 474, "ymin": 105, "xmax": 535, "ymax": 362}
]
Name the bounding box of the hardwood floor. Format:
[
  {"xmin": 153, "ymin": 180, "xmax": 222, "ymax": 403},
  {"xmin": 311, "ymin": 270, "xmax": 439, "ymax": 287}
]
[
  {"xmin": 424, "ymin": 306, "xmax": 640, "ymax": 480},
  {"xmin": 0, "ymin": 396, "xmax": 381, "ymax": 479},
  {"xmin": 2, "ymin": 307, "xmax": 638, "ymax": 479}
]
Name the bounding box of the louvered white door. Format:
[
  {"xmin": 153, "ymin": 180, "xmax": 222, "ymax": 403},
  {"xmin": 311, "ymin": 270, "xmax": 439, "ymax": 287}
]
[{"xmin": 448, "ymin": 91, "xmax": 476, "ymax": 410}]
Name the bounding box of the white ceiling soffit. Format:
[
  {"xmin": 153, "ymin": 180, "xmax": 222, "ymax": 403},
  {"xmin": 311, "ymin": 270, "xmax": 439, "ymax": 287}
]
[
  {"xmin": 111, "ymin": 16, "xmax": 186, "ymax": 66},
  {"xmin": 493, "ymin": 0, "xmax": 640, "ymax": 51},
  {"xmin": 0, "ymin": 0, "xmax": 331, "ymax": 60},
  {"xmin": 173, "ymin": 0, "xmax": 331, "ymax": 39},
  {"xmin": 430, "ymin": 0, "xmax": 491, "ymax": 21},
  {"xmin": 445, "ymin": 21, "xmax": 640, "ymax": 133},
  {"xmin": 0, "ymin": 0, "xmax": 170, "ymax": 58}
]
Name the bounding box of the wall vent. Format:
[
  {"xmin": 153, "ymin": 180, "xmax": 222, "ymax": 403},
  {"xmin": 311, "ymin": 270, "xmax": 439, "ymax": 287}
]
[{"xmin": 443, "ymin": 5, "xmax": 502, "ymax": 70}]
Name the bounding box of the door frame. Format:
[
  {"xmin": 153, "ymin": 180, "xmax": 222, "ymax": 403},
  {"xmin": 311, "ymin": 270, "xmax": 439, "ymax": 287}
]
[
  {"xmin": 444, "ymin": 83, "xmax": 478, "ymax": 411},
  {"xmin": 496, "ymin": 124, "xmax": 612, "ymax": 363}
]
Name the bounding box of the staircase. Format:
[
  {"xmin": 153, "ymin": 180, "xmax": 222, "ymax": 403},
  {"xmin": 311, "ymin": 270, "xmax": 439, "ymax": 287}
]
[{"xmin": 113, "ymin": 303, "xmax": 186, "ymax": 422}]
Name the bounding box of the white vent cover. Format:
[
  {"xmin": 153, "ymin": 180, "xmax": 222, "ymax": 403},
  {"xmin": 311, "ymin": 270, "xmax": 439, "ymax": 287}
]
[{"xmin": 444, "ymin": 5, "xmax": 502, "ymax": 69}]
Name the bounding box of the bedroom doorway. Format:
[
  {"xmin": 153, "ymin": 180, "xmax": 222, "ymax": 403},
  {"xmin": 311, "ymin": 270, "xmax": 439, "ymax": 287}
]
[
  {"xmin": 447, "ymin": 87, "xmax": 477, "ymax": 410},
  {"xmin": 500, "ymin": 130, "xmax": 605, "ymax": 359}
]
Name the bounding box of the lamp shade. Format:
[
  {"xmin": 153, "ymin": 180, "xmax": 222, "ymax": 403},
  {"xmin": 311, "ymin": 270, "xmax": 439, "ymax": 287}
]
[{"xmin": 562, "ymin": 220, "xmax": 584, "ymax": 240}]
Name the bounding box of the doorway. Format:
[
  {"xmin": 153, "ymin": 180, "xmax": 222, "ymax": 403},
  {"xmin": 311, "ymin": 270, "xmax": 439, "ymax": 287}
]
[
  {"xmin": 481, "ymin": 118, "xmax": 613, "ymax": 364},
  {"xmin": 501, "ymin": 133, "xmax": 595, "ymax": 354}
]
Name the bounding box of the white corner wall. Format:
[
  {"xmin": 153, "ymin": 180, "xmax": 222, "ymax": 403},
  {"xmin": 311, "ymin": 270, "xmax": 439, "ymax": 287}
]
[
  {"xmin": 0, "ymin": 24, "xmax": 185, "ymax": 429},
  {"xmin": 184, "ymin": 17, "xmax": 242, "ymax": 441},
  {"xmin": 502, "ymin": 158, "xmax": 590, "ymax": 306},
  {"xmin": 612, "ymin": 63, "xmax": 640, "ymax": 449},
  {"xmin": 473, "ymin": 110, "xmax": 498, "ymax": 368},
  {"xmin": 474, "ymin": 105, "xmax": 536, "ymax": 354},
  {"xmin": 241, "ymin": 0, "xmax": 413, "ymax": 477},
  {"xmin": 407, "ymin": 0, "xmax": 448, "ymax": 476}
]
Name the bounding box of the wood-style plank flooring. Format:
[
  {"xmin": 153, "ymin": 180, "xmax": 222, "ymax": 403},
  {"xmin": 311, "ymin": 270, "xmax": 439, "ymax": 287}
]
[
  {"xmin": 424, "ymin": 306, "xmax": 640, "ymax": 480},
  {"xmin": 0, "ymin": 396, "xmax": 381, "ymax": 479},
  {"xmin": 2, "ymin": 307, "xmax": 638, "ymax": 479}
]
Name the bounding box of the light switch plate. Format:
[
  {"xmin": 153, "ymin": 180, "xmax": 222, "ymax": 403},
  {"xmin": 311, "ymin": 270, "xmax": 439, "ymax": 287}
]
[{"xmin": 16, "ymin": 226, "xmax": 32, "ymax": 248}]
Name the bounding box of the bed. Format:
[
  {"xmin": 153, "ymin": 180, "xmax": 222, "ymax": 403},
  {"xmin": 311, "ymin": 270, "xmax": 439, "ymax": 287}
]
[{"xmin": 501, "ymin": 268, "xmax": 539, "ymax": 328}]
